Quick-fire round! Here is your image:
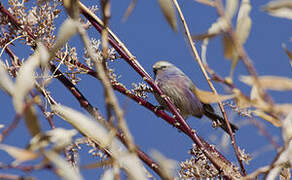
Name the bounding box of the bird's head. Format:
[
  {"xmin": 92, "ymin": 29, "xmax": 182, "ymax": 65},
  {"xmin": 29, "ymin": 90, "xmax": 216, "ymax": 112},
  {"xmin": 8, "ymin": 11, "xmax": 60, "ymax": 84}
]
[{"xmin": 152, "ymin": 61, "xmax": 174, "ymax": 75}]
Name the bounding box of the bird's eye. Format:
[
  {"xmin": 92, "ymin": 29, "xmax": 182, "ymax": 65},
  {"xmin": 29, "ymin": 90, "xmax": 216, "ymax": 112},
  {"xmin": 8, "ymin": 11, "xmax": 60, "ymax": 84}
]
[
  {"xmin": 161, "ymin": 66, "xmax": 166, "ymax": 69},
  {"xmin": 153, "ymin": 65, "xmax": 167, "ymax": 75}
]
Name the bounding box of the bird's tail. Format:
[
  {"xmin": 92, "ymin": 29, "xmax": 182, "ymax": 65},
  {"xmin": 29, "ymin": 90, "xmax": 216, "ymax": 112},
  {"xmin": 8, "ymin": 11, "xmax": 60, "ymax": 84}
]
[{"xmin": 202, "ymin": 104, "xmax": 238, "ymax": 134}]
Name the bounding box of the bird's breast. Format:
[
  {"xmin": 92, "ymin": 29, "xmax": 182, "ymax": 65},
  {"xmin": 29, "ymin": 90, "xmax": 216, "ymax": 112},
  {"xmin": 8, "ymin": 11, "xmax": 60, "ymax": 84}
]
[{"xmin": 155, "ymin": 76, "xmax": 204, "ymax": 119}]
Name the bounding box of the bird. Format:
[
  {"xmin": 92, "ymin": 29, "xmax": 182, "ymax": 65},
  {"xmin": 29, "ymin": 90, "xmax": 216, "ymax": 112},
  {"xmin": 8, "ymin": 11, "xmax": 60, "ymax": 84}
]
[{"xmin": 152, "ymin": 61, "xmax": 238, "ymax": 133}]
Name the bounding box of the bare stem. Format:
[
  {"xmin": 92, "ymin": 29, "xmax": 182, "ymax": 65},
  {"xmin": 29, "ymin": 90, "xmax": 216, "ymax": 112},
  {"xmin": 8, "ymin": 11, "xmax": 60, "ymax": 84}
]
[
  {"xmin": 172, "ymin": 0, "xmax": 246, "ymax": 176},
  {"xmin": 77, "ymin": 23, "xmax": 137, "ymax": 153},
  {"xmin": 214, "ymin": 0, "xmax": 274, "ymax": 106},
  {"xmin": 0, "ymin": 100, "xmax": 34, "ymax": 142}
]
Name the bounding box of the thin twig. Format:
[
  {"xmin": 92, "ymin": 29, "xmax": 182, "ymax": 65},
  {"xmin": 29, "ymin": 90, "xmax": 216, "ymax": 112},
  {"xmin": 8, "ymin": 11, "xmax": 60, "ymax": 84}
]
[
  {"xmin": 100, "ymin": 0, "xmax": 115, "ymax": 125},
  {"xmin": 0, "ymin": 100, "xmax": 34, "ymax": 142},
  {"xmin": 172, "ymin": 0, "xmax": 246, "ymax": 176},
  {"xmin": 205, "ymin": 64, "xmax": 280, "ymax": 149},
  {"xmin": 0, "ymin": 35, "xmax": 25, "ymax": 59},
  {"xmin": 241, "ymin": 143, "xmax": 289, "ymax": 180},
  {"xmin": 214, "ymin": 0, "xmax": 274, "ymax": 106},
  {"xmin": 0, "ymin": 173, "xmax": 35, "ymax": 180},
  {"xmin": 77, "ymin": 23, "xmax": 137, "ymax": 153}
]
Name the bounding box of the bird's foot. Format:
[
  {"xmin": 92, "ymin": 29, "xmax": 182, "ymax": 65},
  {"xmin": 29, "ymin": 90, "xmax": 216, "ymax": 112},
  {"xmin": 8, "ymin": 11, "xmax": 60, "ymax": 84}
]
[
  {"xmin": 212, "ymin": 120, "xmax": 222, "ymax": 129},
  {"xmin": 154, "ymin": 105, "xmax": 165, "ymax": 113}
]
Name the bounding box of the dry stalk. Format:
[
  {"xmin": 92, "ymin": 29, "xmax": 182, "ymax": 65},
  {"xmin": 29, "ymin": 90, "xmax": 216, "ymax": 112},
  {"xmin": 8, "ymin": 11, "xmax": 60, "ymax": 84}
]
[
  {"xmin": 172, "ymin": 0, "xmax": 246, "ymax": 176},
  {"xmin": 76, "ymin": 23, "xmax": 136, "ymax": 153},
  {"xmin": 78, "ymin": 1, "xmax": 150, "ymax": 76},
  {"xmin": 214, "ymin": 0, "xmax": 274, "ymax": 106}
]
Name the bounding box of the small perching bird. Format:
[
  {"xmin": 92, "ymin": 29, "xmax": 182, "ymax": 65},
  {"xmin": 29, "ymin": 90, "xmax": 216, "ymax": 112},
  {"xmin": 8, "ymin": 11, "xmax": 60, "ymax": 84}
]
[{"xmin": 152, "ymin": 61, "xmax": 238, "ymax": 133}]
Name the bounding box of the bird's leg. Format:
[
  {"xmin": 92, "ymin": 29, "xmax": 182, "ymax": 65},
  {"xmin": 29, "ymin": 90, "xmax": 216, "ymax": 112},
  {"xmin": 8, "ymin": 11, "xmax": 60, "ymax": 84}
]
[
  {"xmin": 154, "ymin": 105, "xmax": 165, "ymax": 113},
  {"xmin": 211, "ymin": 120, "xmax": 222, "ymax": 129}
]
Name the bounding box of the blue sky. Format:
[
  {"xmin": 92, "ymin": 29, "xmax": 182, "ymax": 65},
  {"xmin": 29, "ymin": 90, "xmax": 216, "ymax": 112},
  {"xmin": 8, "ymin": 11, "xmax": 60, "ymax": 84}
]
[{"xmin": 0, "ymin": 0, "xmax": 291, "ymax": 179}]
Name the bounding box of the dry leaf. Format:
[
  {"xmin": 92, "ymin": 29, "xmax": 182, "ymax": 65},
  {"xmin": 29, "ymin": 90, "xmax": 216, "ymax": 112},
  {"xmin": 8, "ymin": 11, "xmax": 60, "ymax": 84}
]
[
  {"xmin": 0, "ymin": 62, "xmax": 14, "ymax": 96},
  {"xmin": 192, "ymin": 32, "xmax": 218, "ymax": 41},
  {"xmin": 282, "ymin": 111, "xmax": 292, "ymax": 145},
  {"xmin": 63, "ymin": 0, "xmax": 79, "ymax": 19},
  {"xmin": 28, "ymin": 128, "xmax": 77, "ymax": 151},
  {"xmin": 28, "ymin": 133, "xmax": 51, "ymax": 151},
  {"xmin": 233, "ymin": 88, "xmax": 252, "ymax": 108},
  {"xmin": 38, "ymin": 43, "xmax": 50, "ymax": 67},
  {"xmin": 51, "ymin": 104, "xmax": 111, "ymax": 148},
  {"xmin": 225, "ymin": 0, "xmax": 252, "ymax": 78},
  {"xmin": 274, "ymin": 103, "xmax": 292, "ymax": 116},
  {"xmin": 236, "ymin": 0, "xmax": 252, "ymax": 44},
  {"xmin": 158, "ymin": 0, "xmax": 177, "ymax": 31},
  {"xmin": 249, "ymin": 86, "xmax": 272, "ymax": 112},
  {"xmin": 223, "ymin": 33, "xmax": 236, "ymax": 60},
  {"xmin": 52, "ymin": 18, "xmax": 78, "ymax": 54},
  {"xmin": 101, "ymin": 169, "xmax": 114, "ymax": 180},
  {"xmin": 201, "ymin": 18, "xmax": 228, "ymax": 64},
  {"xmin": 193, "ymin": 88, "xmax": 234, "ymax": 104},
  {"xmin": 0, "ymin": 144, "xmax": 39, "ymax": 165},
  {"xmin": 233, "ymin": 88, "xmax": 269, "ymax": 111},
  {"xmin": 264, "ymin": 0, "xmax": 292, "ymax": 20},
  {"xmin": 47, "ymin": 128, "xmax": 77, "ymax": 151},
  {"xmin": 240, "ymin": 76, "xmax": 292, "ymax": 91},
  {"xmin": 24, "ymin": 105, "xmax": 41, "ymax": 137},
  {"xmin": 282, "ymin": 44, "xmax": 292, "ymax": 68},
  {"xmin": 196, "ymin": 18, "xmax": 228, "ymax": 42},
  {"xmin": 13, "ymin": 43, "xmax": 50, "ymax": 113},
  {"xmin": 51, "ymin": 104, "xmax": 148, "ymax": 180},
  {"xmin": 223, "ymin": 33, "xmax": 238, "ymax": 61},
  {"xmin": 265, "ymin": 141, "xmax": 292, "ymax": 179},
  {"xmin": 252, "ymin": 110, "xmax": 281, "ymax": 127},
  {"xmin": 222, "ymin": 33, "xmax": 239, "ymax": 78},
  {"xmin": 116, "ymin": 153, "xmax": 149, "ymax": 180},
  {"xmin": 250, "ymin": 86, "xmax": 261, "ymax": 101},
  {"xmin": 225, "ymin": 0, "xmax": 239, "ymax": 20},
  {"xmin": 122, "ymin": 0, "xmax": 137, "ymax": 22},
  {"xmin": 195, "ymin": 0, "xmax": 215, "ymax": 7},
  {"xmin": 151, "ymin": 150, "xmax": 177, "ymax": 179},
  {"xmin": 13, "ymin": 53, "xmax": 40, "ymax": 113}
]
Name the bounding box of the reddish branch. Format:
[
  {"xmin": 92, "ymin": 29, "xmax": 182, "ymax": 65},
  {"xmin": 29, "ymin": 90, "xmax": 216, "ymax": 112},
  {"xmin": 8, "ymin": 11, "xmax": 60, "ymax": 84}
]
[{"xmin": 0, "ymin": 109, "xmax": 23, "ymax": 142}]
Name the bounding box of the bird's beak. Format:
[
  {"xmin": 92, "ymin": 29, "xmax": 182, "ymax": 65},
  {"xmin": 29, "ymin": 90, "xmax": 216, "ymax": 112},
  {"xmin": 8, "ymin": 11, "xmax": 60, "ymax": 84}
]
[
  {"xmin": 153, "ymin": 65, "xmax": 158, "ymax": 75},
  {"xmin": 153, "ymin": 68, "xmax": 157, "ymax": 75}
]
